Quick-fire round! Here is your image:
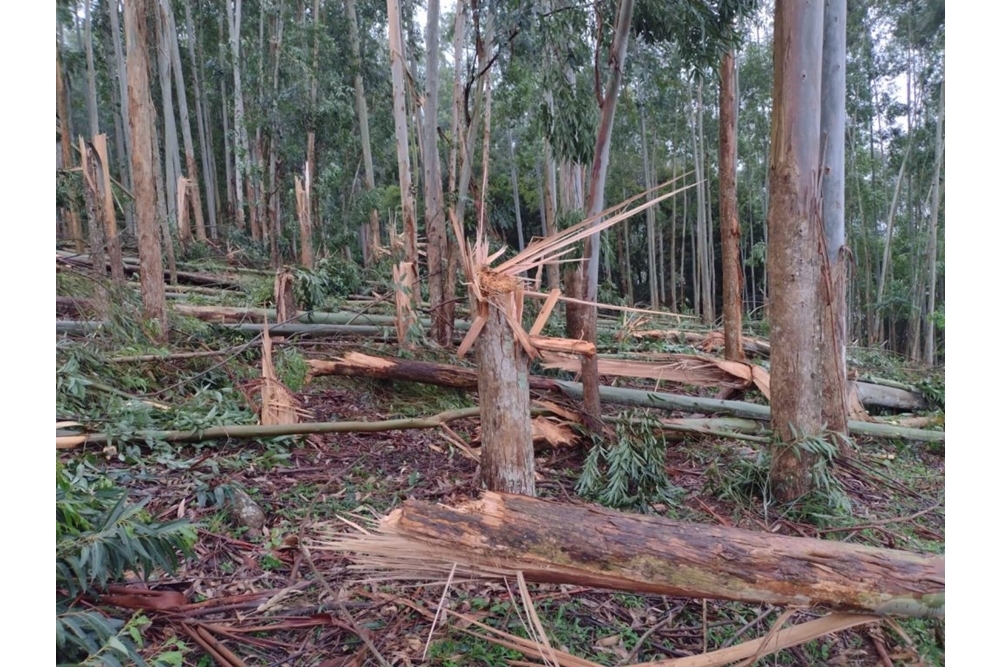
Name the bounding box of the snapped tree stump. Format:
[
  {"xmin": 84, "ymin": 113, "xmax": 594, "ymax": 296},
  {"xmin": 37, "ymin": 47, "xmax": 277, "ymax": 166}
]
[{"xmin": 320, "ymin": 492, "xmax": 944, "ymax": 619}]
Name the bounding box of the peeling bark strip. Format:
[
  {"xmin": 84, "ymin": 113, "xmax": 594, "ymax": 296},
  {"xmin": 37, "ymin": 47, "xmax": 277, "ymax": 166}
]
[{"xmin": 329, "ymin": 492, "xmax": 944, "ymax": 619}]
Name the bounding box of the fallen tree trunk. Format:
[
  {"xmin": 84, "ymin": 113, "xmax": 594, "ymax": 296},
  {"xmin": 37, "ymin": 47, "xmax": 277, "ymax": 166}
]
[
  {"xmin": 303, "ymin": 353, "xmax": 944, "ymax": 443},
  {"xmin": 313, "ymin": 492, "xmax": 944, "ymax": 619},
  {"xmin": 855, "ymin": 381, "xmax": 927, "ymax": 411},
  {"xmin": 58, "ymin": 252, "xmax": 246, "ymax": 288}
]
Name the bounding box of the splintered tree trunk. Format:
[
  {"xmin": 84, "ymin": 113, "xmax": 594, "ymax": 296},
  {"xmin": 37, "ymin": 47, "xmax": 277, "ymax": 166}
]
[
  {"xmin": 767, "ymin": 0, "xmax": 825, "ymax": 502},
  {"xmin": 92, "ymin": 135, "xmax": 126, "ymax": 285},
  {"xmin": 475, "ymin": 300, "xmax": 535, "ymax": 496},
  {"xmin": 124, "ymin": 0, "xmax": 167, "ymax": 341},
  {"xmin": 820, "ymin": 0, "xmax": 849, "ymax": 440},
  {"xmin": 347, "ymin": 492, "xmax": 944, "ymax": 618},
  {"xmin": 719, "ymin": 49, "xmax": 744, "ymax": 363}
]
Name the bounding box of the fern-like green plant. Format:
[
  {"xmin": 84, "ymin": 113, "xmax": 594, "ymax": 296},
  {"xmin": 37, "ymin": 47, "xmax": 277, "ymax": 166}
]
[
  {"xmin": 575, "ymin": 415, "xmax": 680, "ymax": 511},
  {"xmin": 57, "ymin": 463, "xmax": 197, "ymax": 665}
]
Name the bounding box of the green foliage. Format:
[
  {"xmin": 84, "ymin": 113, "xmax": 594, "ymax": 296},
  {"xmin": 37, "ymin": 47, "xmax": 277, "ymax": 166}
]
[
  {"xmin": 916, "ymin": 376, "xmax": 945, "ymax": 410},
  {"xmin": 57, "ymin": 463, "xmax": 196, "ymax": 665},
  {"xmin": 709, "ymin": 432, "xmax": 852, "ymax": 527},
  {"xmin": 576, "ymin": 415, "xmax": 682, "ymax": 511},
  {"xmin": 294, "ymin": 257, "xmax": 364, "ymax": 310}
]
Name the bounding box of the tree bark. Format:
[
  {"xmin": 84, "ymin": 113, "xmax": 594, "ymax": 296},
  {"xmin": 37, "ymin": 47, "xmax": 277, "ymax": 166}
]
[
  {"xmin": 475, "ymin": 299, "xmax": 535, "ymax": 496},
  {"xmin": 640, "ymin": 106, "xmax": 658, "ymax": 309},
  {"xmin": 766, "ymin": 0, "xmax": 825, "ymax": 502},
  {"xmin": 182, "ymin": 0, "xmax": 217, "ymax": 238},
  {"xmin": 226, "ymin": 0, "xmax": 251, "ymax": 235},
  {"xmin": 345, "ymin": 0, "xmax": 380, "ymax": 265},
  {"xmin": 163, "ymin": 0, "xmax": 206, "ymax": 242},
  {"xmin": 424, "ymin": 0, "xmax": 450, "ymax": 346},
  {"xmin": 820, "ymin": 0, "xmax": 850, "ymax": 440},
  {"xmin": 580, "ymin": 0, "xmax": 636, "ymax": 419},
  {"xmin": 154, "ymin": 4, "xmax": 181, "ymax": 224},
  {"xmin": 719, "ymin": 49, "xmax": 744, "ymax": 363},
  {"xmin": 922, "ymin": 77, "xmax": 944, "ymax": 364},
  {"xmin": 56, "ymin": 48, "xmax": 84, "ymax": 252},
  {"xmin": 387, "ymin": 0, "xmax": 420, "ymax": 343},
  {"xmin": 124, "ymin": 0, "xmax": 168, "ymax": 340},
  {"xmin": 331, "ymin": 492, "xmax": 944, "ymax": 618},
  {"xmin": 106, "ymin": 0, "xmax": 136, "ymax": 235}
]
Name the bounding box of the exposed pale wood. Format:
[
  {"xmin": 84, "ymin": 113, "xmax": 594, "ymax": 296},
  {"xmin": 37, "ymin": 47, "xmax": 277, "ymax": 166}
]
[
  {"xmin": 529, "ymin": 289, "xmax": 561, "ymax": 336},
  {"xmin": 319, "ymin": 492, "xmax": 944, "ymax": 618}
]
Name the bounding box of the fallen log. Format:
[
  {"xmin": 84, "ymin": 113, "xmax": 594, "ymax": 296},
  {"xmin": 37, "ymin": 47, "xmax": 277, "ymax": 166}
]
[
  {"xmin": 312, "ymin": 492, "xmax": 944, "ymax": 619},
  {"xmin": 855, "ymin": 381, "xmax": 927, "ymax": 411},
  {"xmin": 302, "ymin": 353, "xmax": 944, "ymax": 443},
  {"xmin": 57, "ymin": 251, "xmax": 247, "ymax": 288}
]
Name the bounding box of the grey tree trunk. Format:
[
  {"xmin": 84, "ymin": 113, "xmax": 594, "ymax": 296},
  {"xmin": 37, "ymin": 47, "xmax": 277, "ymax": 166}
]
[
  {"xmin": 766, "ymin": 0, "xmax": 825, "ymax": 502},
  {"xmin": 163, "ymin": 0, "xmax": 206, "ymax": 241},
  {"xmin": 509, "ymin": 130, "xmax": 525, "ymax": 252},
  {"xmin": 106, "ymin": 0, "xmax": 136, "ymax": 236},
  {"xmin": 84, "ymin": 0, "xmax": 100, "ymax": 137},
  {"xmin": 226, "ymin": 0, "xmax": 250, "ymax": 234},
  {"xmin": 154, "ymin": 5, "xmax": 180, "ymax": 223},
  {"xmin": 424, "ymin": 0, "xmax": 450, "ymax": 346},
  {"xmin": 819, "ymin": 0, "xmax": 849, "ymax": 439},
  {"xmin": 640, "ymin": 106, "xmax": 658, "ymax": 309},
  {"xmin": 923, "ymin": 77, "xmax": 944, "ymax": 364},
  {"xmin": 580, "ymin": 0, "xmax": 635, "ymax": 417},
  {"xmin": 124, "ymin": 0, "xmax": 167, "ymax": 340},
  {"xmin": 182, "ymin": 0, "xmax": 218, "ymax": 238},
  {"xmin": 345, "ymin": 0, "xmax": 380, "ymax": 265}
]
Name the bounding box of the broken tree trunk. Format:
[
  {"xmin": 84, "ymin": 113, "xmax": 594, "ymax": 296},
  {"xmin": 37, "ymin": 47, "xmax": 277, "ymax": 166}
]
[{"xmin": 317, "ymin": 492, "xmax": 944, "ymax": 619}]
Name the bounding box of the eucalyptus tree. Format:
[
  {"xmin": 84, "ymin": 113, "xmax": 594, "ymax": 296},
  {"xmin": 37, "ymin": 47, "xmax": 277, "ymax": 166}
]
[
  {"xmin": 124, "ymin": 0, "xmax": 167, "ymax": 341},
  {"xmin": 765, "ymin": 0, "xmax": 825, "ymax": 502}
]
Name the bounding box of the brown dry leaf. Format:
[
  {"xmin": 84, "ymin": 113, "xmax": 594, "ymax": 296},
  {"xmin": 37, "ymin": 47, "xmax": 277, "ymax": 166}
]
[{"xmin": 531, "ymin": 417, "xmax": 578, "ymax": 448}]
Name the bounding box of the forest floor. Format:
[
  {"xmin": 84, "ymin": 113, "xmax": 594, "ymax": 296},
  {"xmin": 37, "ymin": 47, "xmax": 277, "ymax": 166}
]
[
  {"xmin": 56, "ymin": 262, "xmax": 945, "ymax": 667},
  {"xmin": 64, "ymin": 366, "xmax": 945, "ymax": 666}
]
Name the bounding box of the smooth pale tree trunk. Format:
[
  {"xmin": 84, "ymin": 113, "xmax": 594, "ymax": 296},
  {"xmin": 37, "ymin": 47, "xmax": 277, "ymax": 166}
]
[
  {"xmin": 424, "ymin": 0, "xmax": 450, "ymax": 346},
  {"xmin": 182, "ymin": 0, "xmax": 217, "ymax": 238},
  {"xmin": 875, "ymin": 139, "xmax": 910, "ymax": 345},
  {"xmin": 441, "ymin": 0, "xmax": 468, "ymax": 337},
  {"xmin": 163, "ymin": 0, "xmax": 206, "ymax": 241},
  {"xmin": 124, "ymin": 0, "xmax": 167, "ymax": 341},
  {"xmin": 57, "ymin": 49, "xmax": 84, "ymax": 252},
  {"xmin": 923, "ymin": 77, "xmax": 944, "ymax": 364},
  {"xmin": 766, "ymin": 0, "xmax": 825, "ymax": 502},
  {"xmin": 670, "ymin": 156, "xmax": 678, "ymax": 310},
  {"xmin": 819, "ymin": 0, "xmax": 849, "ymax": 440},
  {"xmin": 640, "ymin": 106, "xmax": 658, "ymax": 309},
  {"xmin": 154, "ymin": 5, "xmax": 180, "ymax": 223},
  {"xmin": 387, "ymin": 0, "xmax": 419, "ymax": 342},
  {"xmin": 579, "ymin": 0, "xmax": 635, "ymax": 417},
  {"xmin": 106, "ymin": 0, "xmax": 136, "ymax": 235},
  {"xmin": 475, "ymin": 299, "xmax": 535, "ymax": 496},
  {"xmin": 226, "ymin": 0, "xmax": 251, "ymax": 236},
  {"xmin": 692, "ymin": 78, "xmax": 713, "ymax": 324},
  {"xmin": 719, "ymin": 49, "xmax": 744, "ymax": 363},
  {"xmin": 81, "ymin": 137, "xmax": 107, "ymax": 284},
  {"xmin": 93, "ymin": 135, "xmax": 127, "ymax": 285},
  {"xmin": 306, "ymin": 0, "xmax": 321, "ymax": 253},
  {"xmin": 268, "ymin": 1, "xmax": 285, "ymax": 268},
  {"xmin": 150, "ymin": 104, "xmax": 179, "ymax": 285},
  {"xmin": 84, "ymin": 0, "xmax": 100, "ymax": 137},
  {"xmin": 542, "ymin": 142, "xmax": 560, "ymax": 291},
  {"xmin": 345, "ymin": 0, "xmax": 380, "ymax": 265},
  {"xmin": 509, "ymin": 130, "xmax": 525, "ymax": 252}
]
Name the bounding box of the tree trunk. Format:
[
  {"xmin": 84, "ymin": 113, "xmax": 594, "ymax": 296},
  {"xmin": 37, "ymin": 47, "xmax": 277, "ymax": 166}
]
[
  {"xmin": 640, "ymin": 106, "xmax": 658, "ymax": 309},
  {"xmin": 81, "ymin": 138, "xmax": 108, "ymax": 288},
  {"xmin": 84, "ymin": 0, "xmax": 100, "ymax": 137},
  {"xmin": 387, "ymin": 0, "xmax": 420, "ymax": 342},
  {"xmin": 766, "ymin": 0, "xmax": 825, "ymax": 502},
  {"xmin": 475, "ymin": 300, "xmax": 535, "ymax": 496},
  {"xmin": 154, "ymin": 3, "xmax": 180, "ymax": 224},
  {"xmin": 719, "ymin": 49, "xmax": 744, "ymax": 363},
  {"xmin": 92, "ymin": 135, "xmax": 127, "ymax": 285},
  {"xmin": 820, "ymin": 0, "xmax": 849, "ymax": 440},
  {"xmin": 331, "ymin": 492, "xmax": 944, "ymax": 618},
  {"xmin": 226, "ymin": 0, "xmax": 250, "ymax": 235},
  {"xmin": 182, "ymin": 0, "xmax": 217, "ymax": 239},
  {"xmin": 542, "ymin": 142, "xmax": 560, "ymax": 291},
  {"xmin": 124, "ymin": 0, "xmax": 167, "ymax": 341},
  {"xmin": 107, "ymin": 0, "xmax": 136, "ymax": 235},
  {"xmin": 56, "ymin": 48, "xmax": 84, "ymax": 252},
  {"xmin": 509, "ymin": 130, "xmax": 525, "ymax": 252},
  {"xmin": 345, "ymin": 0, "xmax": 380, "ymax": 265},
  {"xmin": 424, "ymin": 0, "xmax": 450, "ymax": 346},
  {"xmin": 923, "ymin": 77, "xmax": 944, "ymax": 364},
  {"xmin": 580, "ymin": 0, "xmax": 636, "ymax": 418},
  {"xmin": 163, "ymin": 0, "xmax": 206, "ymax": 242},
  {"xmin": 150, "ymin": 104, "xmax": 179, "ymax": 285}
]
